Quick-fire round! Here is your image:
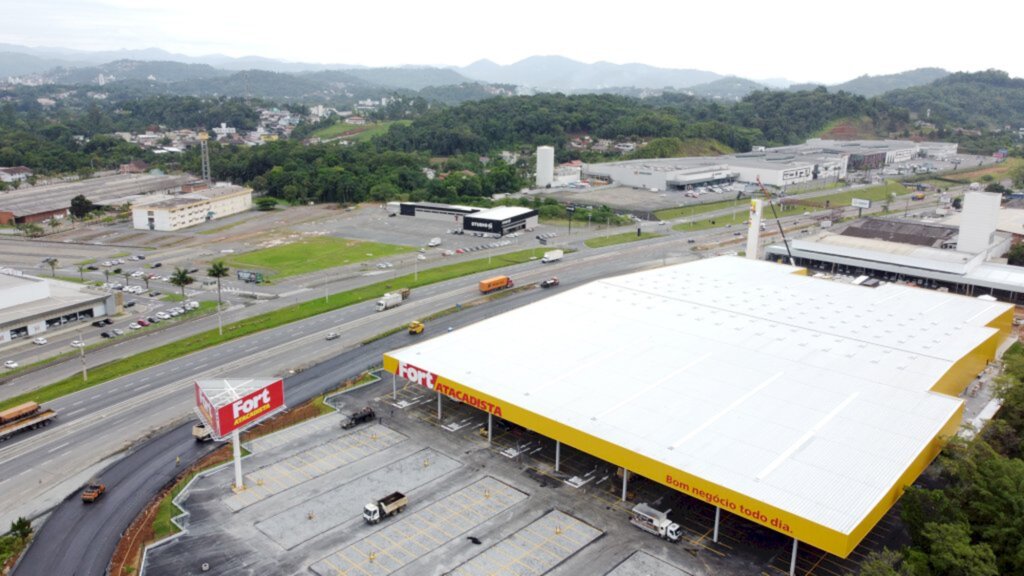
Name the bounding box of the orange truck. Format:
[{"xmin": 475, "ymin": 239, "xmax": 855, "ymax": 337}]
[
  {"xmin": 479, "ymin": 276, "xmax": 514, "ymax": 294},
  {"xmin": 0, "ymin": 401, "xmax": 57, "ymax": 442}
]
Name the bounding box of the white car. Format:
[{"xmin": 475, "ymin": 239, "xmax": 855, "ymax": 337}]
[
  {"xmin": 156, "ymin": 311, "xmax": 170, "ymax": 320},
  {"xmin": 70, "ymin": 340, "xmax": 85, "ymax": 348},
  {"xmin": 4, "ymin": 360, "xmax": 17, "ymax": 369},
  {"xmin": 33, "ymin": 337, "xmax": 48, "ymax": 345},
  {"xmin": 128, "ymin": 323, "xmax": 141, "ymax": 330},
  {"xmin": 169, "ymin": 310, "xmax": 180, "ymax": 317},
  {"xmin": 185, "ymin": 301, "xmax": 200, "ymax": 310},
  {"xmin": 131, "ymin": 271, "xmax": 145, "ymax": 278},
  {"xmin": 112, "ymin": 328, "xmax": 124, "ymax": 336}
]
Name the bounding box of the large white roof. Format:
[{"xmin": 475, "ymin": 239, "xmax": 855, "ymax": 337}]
[{"xmin": 386, "ymin": 257, "xmax": 1010, "ymax": 549}]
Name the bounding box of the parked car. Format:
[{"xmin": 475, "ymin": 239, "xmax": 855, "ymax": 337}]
[
  {"xmin": 155, "ymin": 312, "xmax": 170, "ymax": 320},
  {"xmin": 150, "ymin": 291, "xmax": 162, "ymax": 297},
  {"xmin": 33, "ymin": 337, "xmax": 47, "ymax": 345},
  {"xmin": 92, "ymin": 320, "xmax": 106, "ymax": 328},
  {"xmin": 103, "ymin": 318, "xmax": 114, "ymax": 325},
  {"xmin": 124, "ymin": 301, "xmax": 136, "ymax": 308},
  {"xmin": 152, "ymin": 262, "xmax": 162, "ymax": 268},
  {"xmin": 147, "ymin": 316, "xmax": 160, "ymax": 324},
  {"xmin": 100, "ymin": 332, "xmax": 113, "ymax": 339},
  {"xmin": 4, "ymin": 360, "xmax": 18, "ymax": 369},
  {"xmin": 86, "ymin": 265, "xmax": 99, "ymax": 271},
  {"xmin": 112, "ymin": 328, "xmax": 124, "ymax": 336},
  {"xmin": 137, "ymin": 319, "xmax": 150, "ymax": 327},
  {"xmin": 128, "ymin": 323, "xmax": 141, "ymax": 330}
]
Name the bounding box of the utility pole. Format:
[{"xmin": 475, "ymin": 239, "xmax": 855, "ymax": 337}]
[{"xmin": 77, "ymin": 328, "xmax": 87, "ymax": 381}]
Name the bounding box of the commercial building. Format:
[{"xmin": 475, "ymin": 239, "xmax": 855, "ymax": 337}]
[
  {"xmin": 386, "ymin": 202, "xmax": 538, "ymax": 236},
  {"xmin": 767, "ymin": 192, "xmax": 1024, "ymax": 302},
  {"xmin": 462, "ymin": 206, "xmax": 538, "ymax": 236},
  {"xmin": 536, "ymin": 146, "xmax": 554, "ymax": 188},
  {"xmin": 0, "ymin": 173, "xmax": 191, "ymax": 225},
  {"xmin": 131, "ymin": 184, "xmax": 252, "ymax": 231},
  {"xmin": 383, "ymin": 257, "xmax": 1011, "ymax": 562},
  {"xmin": 583, "ymin": 138, "xmax": 955, "ymax": 191},
  {"xmin": 0, "ymin": 270, "xmax": 117, "ymax": 346}
]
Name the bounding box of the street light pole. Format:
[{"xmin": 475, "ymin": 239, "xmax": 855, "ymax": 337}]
[{"xmin": 77, "ymin": 328, "xmax": 87, "ymax": 381}]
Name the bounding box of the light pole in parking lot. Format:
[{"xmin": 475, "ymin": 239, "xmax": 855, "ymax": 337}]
[{"xmin": 76, "ymin": 328, "xmax": 87, "ymax": 382}]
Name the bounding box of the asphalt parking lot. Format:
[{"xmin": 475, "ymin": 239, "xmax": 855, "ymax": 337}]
[{"xmin": 141, "ymin": 373, "xmax": 902, "ymax": 576}]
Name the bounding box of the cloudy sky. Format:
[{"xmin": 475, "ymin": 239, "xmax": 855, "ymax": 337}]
[{"xmin": 2, "ymin": 0, "xmax": 1019, "ymax": 84}]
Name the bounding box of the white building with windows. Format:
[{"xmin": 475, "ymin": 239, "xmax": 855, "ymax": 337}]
[{"xmin": 132, "ymin": 185, "xmax": 252, "ymax": 231}]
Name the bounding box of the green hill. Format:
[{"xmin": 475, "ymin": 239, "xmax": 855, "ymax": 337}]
[{"xmin": 882, "ymin": 69, "xmax": 1024, "ymax": 128}]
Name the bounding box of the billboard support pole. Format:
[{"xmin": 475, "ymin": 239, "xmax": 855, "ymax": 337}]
[
  {"xmin": 392, "ymin": 373, "xmax": 397, "ymax": 400},
  {"xmin": 232, "ymin": 429, "xmax": 244, "ymax": 491},
  {"xmin": 555, "ymin": 441, "xmax": 561, "ymax": 472},
  {"xmin": 487, "ymin": 413, "xmax": 493, "ymax": 445},
  {"xmin": 436, "ymin": 391, "xmax": 442, "ymax": 421}
]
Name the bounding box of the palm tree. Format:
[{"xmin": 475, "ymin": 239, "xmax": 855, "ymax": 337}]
[
  {"xmin": 44, "ymin": 257, "xmax": 58, "ymax": 277},
  {"xmin": 77, "ymin": 263, "xmax": 87, "ymax": 281},
  {"xmin": 170, "ymin": 267, "xmax": 194, "ymax": 301},
  {"xmin": 122, "ymin": 269, "xmax": 132, "ymax": 288},
  {"xmin": 206, "ymin": 261, "xmax": 230, "ymax": 306},
  {"xmin": 47, "ymin": 217, "xmax": 61, "ymax": 234}
]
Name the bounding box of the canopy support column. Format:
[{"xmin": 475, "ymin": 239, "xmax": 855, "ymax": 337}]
[
  {"xmin": 713, "ymin": 506, "xmax": 720, "ymax": 543},
  {"xmin": 790, "ymin": 538, "xmax": 799, "ymax": 576},
  {"xmin": 621, "ymin": 469, "xmax": 629, "ymax": 501},
  {"xmin": 555, "ymin": 441, "xmax": 561, "ymax": 472}
]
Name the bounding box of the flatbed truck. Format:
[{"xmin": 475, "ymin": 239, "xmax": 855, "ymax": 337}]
[{"xmin": 0, "ymin": 402, "xmax": 57, "ymax": 442}]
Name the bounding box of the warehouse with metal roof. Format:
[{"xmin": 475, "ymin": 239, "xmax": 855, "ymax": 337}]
[{"xmin": 383, "ymin": 256, "xmax": 1012, "ymax": 566}]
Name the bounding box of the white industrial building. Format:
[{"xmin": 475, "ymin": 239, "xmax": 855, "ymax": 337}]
[
  {"xmin": 766, "ymin": 192, "xmax": 1024, "ymax": 302},
  {"xmin": 132, "ymin": 184, "xmax": 252, "ymax": 231},
  {"xmin": 384, "ymin": 256, "xmax": 1011, "ymax": 566},
  {"xmin": 0, "ymin": 270, "xmax": 118, "ymax": 346},
  {"xmin": 584, "ymin": 138, "xmax": 955, "ymax": 190}
]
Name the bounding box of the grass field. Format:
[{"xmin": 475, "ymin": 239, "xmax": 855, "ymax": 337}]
[
  {"xmin": 311, "ymin": 120, "xmax": 411, "ymax": 141},
  {"xmin": 655, "ymin": 199, "xmax": 743, "ymax": 221},
  {"xmin": 781, "ymin": 180, "xmax": 906, "ymax": 210},
  {"xmin": 0, "ymin": 249, "xmax": 546, "ymax": 413},
  {"xmin": 225, "ymin": 237, "xmax": 413, "ymax": 280},
  {"xmin": 943, "ymin": 157, "xmax": 1023, "ymax": 183},
  {"xmin": 585, "ymin": 232, "xmax": 663, "ymax": 248}
]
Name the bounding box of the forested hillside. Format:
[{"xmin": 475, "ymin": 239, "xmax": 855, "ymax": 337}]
[{"xmin": 882, "ymin": 70, "xmax": 1024, "ymax": 129}]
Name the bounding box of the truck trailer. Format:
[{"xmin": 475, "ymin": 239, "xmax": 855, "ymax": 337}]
[
  {"xmin": 342, "ymin": 406, "xmax": 375, "ymax": 429},
  {"xmin": 363, "ymin": 491, "xmax": 408, "ymax": 524},
  {"xmin": 0, "ymin": 401, "xmax": 57, "ymax": 442},
  {"xmin": 541, "ymin": 249, "xmax": 563, "ymax": 263},
  {"xmin": 375, "ymin": 288, "xmax": 411, "ymax": 311},
  {"xmin": 629, "ymin": 503, "xmax": 681, "ymax": 542},
  {"xmin": 479, "ymin": 276, "xmax": 514, "ymax": 294}
]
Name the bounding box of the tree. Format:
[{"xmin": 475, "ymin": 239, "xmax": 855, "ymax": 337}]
[
  {"xmin": 904, "ymin": 522, "xmax": 998, "ymax": 576},
  {"xmin": 47, "ymin": 217, "xmax": 61, "ymax": 233},
  {"xmin": 43, "ymin": 257, "xmax": 58, "ymax": 277},
  {"xmin": 206, "ymin": 261, "xmax": 230, "ymax": 306},
  {"xmin": 858, "ymin": 549, "xmax": 912, "ymax": 576},
  {"xmin": 255, "ymin": 197, "xmax": 278, "ymax": 211},
  {"xmin": 70, "ymin": 195, "xmax": 96, "ymax": 219},
  {"xmin": 19, "ymin": 223, "xmax": 43, "ymax": 237},
  {"xmin": 170, "ymin": 267, "xmax": 194, "ymax": 301},
  {"xmin": 10, "ymin": 516, "xmax": 32, "ymax": 540},
  {"xmin": 1010, "ymin": 163, "xmax": 1024, "ymax": 189},
  {"xmin": 77, "ymin": 263, "xmax": 87, "ymax": 281},
  {"xmin": 1008, "ymin": 244, "xmax": 1024, "ymax": 267}
]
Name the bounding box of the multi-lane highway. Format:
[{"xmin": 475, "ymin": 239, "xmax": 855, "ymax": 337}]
[{"xmin": 2, "ymin": 211, "xmax": 833, "ymax": 574}]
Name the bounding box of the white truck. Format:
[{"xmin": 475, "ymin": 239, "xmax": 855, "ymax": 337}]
[
  {"xmin": 375, "ymin": 288, "xmax": 411, "ymax": 312},
  {"xmin": 363, "ymin": 491, "xmax": 408, "ymax": 524},
  {"xmin": 630, "ymin": 503, "xmax": 681, "ymax": 542},
  {"xmin": 541, "ymin": 249, "xmax": 563, "ymax": 264},
  {"xmin": 192, "ymin": 422, "xmax": 214, "ymax": 442}
]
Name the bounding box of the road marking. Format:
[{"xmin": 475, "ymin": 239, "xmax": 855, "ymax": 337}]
[
  {"xmin": 66, "ymin": 408, "xmax": 85, "ymax": 417},
  {"xmin": 133, "ymin": 384, "xmax": 149, "ymax": 391},
  {"xmin": 47, "ymin": 442, "xmax": 70, "ymax": 454},
  {"xmin": 91, "ymin": 394, "xmax": 102, "ymax": 400},
  {"xmin": 72, "ymin": 400, "xmax": 84, "ymax": 406},
  {"xmin": 40, "ymin": 458, "xmax": 53, "ymax": 467},
  {"xmin": 139, "ymin": 376, "xmax": 150, "ymax": 382},
  {"xmin": 244, "ymin": 346, "xmax": 258, "ymax": 353}
]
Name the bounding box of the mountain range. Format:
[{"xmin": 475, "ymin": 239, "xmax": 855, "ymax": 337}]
[{"xmin": 0, "ymin": 43, "xmax": 959, "ymax": 100}]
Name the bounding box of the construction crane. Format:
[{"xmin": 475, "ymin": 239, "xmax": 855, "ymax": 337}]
[{"xmin": 756, "ymin": 177, "xmax": 795, "ymax": 266}]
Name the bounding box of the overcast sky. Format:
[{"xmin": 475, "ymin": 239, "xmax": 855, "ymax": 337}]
[{"xmin": 3, "ymin": 0, "xmax": 1019, "ymax": 84}]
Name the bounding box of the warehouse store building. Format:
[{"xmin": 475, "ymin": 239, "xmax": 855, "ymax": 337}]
[
  {"xmin": 383, "ymin": 257, "xmax": 1011, "ymax": 572},
  {"xmin": 131, "ymin": 184, "xmax": 252, "ymax": 231},
  {"xmin": 461, "ymin": 206, "xmax": 538, "ymax": 236},
  {"xmin": 0, "ymin": 270, "xmax": 117, "ymax": 346}
]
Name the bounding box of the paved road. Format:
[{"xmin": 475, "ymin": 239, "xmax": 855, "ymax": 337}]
[
  {"xmin": 10, "ymin": 280, "xmax": 563, "ymax": 576},
  {"xmin": 4, "ymin": 213, "xmax": 824, "ymax": 574}
]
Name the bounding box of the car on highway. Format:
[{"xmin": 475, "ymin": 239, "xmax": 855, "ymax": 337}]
[
  {"xmin": 91, "ymin": 320, "xmax": 106, "ymax": 328},
  {"xmin": 124, "ymin": 301, "xmax": 136, "ymax": 308},
  {"xmin": 4, "ymin": 360, "xmax": 17, "ymax": 369},
  {"xmin": 103, "ymin": 318, "xmax": 113, "ymax": 325},
  {"xmin": 325, "ymin": 332, "xmax": 340, "ymax": 340},
  {"xmin": 152, "ymin": 262, "xmax": 162, "ymax": 268},
  {"xmin": 540, "ymin": 277, "xmax": 560, "ymax": 288},
  {"xmin": 33, "ymin": 337, "xmax": 48, "ymax": 345},
  {"xmin": 112, "ymin": 328, "xmax": 124, "ymax": 336},
  {"xmin": 81, "ymin": 483, "xmax": 106, "ymax": 503},
  {"xmin": 70, "ymin": 340, "xmax": 85, "ymax": 348},
  {"xmin": 100, "ymin": 332, "xmax": 113, "ymax": 339}
]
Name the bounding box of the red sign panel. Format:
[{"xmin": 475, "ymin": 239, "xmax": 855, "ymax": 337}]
[
  {"xmin": 397, "ymin": 362, "xmax": 438, "ymax": 390},
  {"xmin": 195, "ymin": 379, "xmax": 285, "ymax": 437}
]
